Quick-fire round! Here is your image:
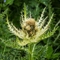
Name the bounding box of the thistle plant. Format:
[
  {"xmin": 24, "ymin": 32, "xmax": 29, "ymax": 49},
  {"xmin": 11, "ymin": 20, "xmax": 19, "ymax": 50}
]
[{"xmin": 6, "ymin": 4, "xmax": 59, "ymax": 60}]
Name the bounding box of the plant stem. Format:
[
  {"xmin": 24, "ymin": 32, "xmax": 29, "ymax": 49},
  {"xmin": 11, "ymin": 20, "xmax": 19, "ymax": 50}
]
[{"xmin": 28, "ymin": 44, "xmax": 36, "ymax": 60}]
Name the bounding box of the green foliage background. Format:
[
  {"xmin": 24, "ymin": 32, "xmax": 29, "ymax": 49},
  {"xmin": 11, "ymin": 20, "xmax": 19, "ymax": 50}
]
[{"xmin": 0, "ymin": 0, "xmax": 60, "ymax": 60}]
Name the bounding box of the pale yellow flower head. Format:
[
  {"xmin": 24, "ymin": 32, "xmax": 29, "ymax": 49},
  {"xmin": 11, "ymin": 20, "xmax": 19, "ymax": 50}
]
[{"xmin": 7, "ymin": 7, "xmax": 57, "ymax": 46}]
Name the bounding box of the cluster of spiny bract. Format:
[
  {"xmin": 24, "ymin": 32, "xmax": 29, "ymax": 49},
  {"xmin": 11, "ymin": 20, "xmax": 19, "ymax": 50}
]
[{"xmin": 7, "ymin": 8, "xmax": 54, "ymax": 46}]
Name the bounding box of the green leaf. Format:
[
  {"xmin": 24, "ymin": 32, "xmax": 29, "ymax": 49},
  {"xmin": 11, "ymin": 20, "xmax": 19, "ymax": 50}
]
[
  {"xmin": 0, "ymin": 38, "xmax": 21, "ymax": 50},
  {"xmin": 39, "ymin": 0, "xmax": 50, "ymax": 6},
  {"xmin": 52, "ymin": 53, "xmax": 60, "ymax": 59},
  {"xmin": 6, "ymin": 0, "xmax": 14, "ymax": 5},
  {"xmin": 45, "ymin": 45, "xmax": 53, "ymax": 59},
  {"xmin": 39, "ymin": 26, "xmax": 58, "ymax": 41}
]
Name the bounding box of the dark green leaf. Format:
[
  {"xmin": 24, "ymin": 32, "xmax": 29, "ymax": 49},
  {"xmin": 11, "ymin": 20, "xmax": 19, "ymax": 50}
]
[{"xmin": 6, "ymin": 0, "xmax": 14, "ymax": 5}]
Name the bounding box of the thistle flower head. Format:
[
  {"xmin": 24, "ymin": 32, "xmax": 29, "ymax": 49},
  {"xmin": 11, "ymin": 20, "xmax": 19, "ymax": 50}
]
[
  {"xmin": 22, "ymin": 18, "xmax": 38, "ymax": 37},
  {"xmin": 6, "ymin": 7, "xmax": 58, "ymax": 46}
]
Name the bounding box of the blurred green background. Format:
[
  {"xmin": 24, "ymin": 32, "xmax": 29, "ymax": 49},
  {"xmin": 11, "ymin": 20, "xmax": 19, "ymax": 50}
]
[{"xmin": 0, "ymin": 0, "xmax": 60, "ymax": 60}]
